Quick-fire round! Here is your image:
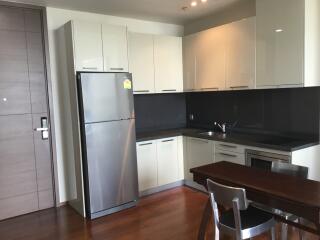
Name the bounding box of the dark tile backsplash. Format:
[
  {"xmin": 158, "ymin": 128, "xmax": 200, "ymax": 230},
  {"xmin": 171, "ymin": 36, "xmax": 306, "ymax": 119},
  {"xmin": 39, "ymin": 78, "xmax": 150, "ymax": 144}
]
[
  {"xmin": 134, "ymin": 93, "xmax": 187, "ymax": 133},
  {"xmin": 186, "ymin": 87, "xmax": 320, "ymax": 139},
  {"xmin": 134, "ymin": 87, "xmax": 320, "ymax": 140}
]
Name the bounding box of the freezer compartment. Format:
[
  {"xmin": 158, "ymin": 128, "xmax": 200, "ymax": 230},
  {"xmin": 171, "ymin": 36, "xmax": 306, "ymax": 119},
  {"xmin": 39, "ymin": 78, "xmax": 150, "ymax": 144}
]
[
  {"xmin": 77, "ymin": 72, "xmax": 134, "ymax": 123},
  {"xmin": 83, "ymin": 119, "xmax": 139, "ymax": 216}
]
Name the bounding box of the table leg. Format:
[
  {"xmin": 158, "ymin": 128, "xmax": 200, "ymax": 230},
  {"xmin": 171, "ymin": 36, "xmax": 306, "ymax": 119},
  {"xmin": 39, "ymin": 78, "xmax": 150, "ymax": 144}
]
[{"xmin": 198, "ymin": 198, "xmax": 212, "ymax": 240}]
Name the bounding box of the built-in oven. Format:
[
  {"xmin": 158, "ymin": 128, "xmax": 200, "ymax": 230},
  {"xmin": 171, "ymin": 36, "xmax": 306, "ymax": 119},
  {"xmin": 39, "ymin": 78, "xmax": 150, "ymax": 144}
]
[{"xmin": 245, "ymin": 149, "xmax": 291, "ymax": 171}]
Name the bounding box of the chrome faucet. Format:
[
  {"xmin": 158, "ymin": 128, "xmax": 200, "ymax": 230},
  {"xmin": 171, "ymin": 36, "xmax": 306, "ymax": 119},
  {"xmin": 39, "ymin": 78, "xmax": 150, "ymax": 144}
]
[{"xmin": 214, "ymin": 122, "xmax": 227, "ymax": 133}]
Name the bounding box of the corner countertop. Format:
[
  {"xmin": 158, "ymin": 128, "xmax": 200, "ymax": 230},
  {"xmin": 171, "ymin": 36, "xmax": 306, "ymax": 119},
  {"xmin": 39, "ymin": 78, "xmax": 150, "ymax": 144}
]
[{"xmin": 136, "ymin": 128, "xmax": 319, "ymax": 152}]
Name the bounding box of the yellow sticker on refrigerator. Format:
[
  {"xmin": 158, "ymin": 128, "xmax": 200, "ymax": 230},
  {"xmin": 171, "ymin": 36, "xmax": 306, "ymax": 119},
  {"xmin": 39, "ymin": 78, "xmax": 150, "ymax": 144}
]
[{"xmin": 123, "ymin": 79, "xmax": 132, "ymax": 89}]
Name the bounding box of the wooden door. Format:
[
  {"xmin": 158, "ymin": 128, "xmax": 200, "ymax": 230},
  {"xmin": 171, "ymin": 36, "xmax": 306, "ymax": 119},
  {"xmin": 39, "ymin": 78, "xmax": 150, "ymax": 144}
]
[{"xmin": 0, "ymin": 6, "xmax": 54, "ymax": 220}]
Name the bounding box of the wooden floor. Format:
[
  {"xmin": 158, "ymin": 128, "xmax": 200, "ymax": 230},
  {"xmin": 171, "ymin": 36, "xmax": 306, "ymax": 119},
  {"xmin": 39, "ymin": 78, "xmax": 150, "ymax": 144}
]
[{"xmin": 0, "ymin": 186, "xmax": 317, "ymax": 240}]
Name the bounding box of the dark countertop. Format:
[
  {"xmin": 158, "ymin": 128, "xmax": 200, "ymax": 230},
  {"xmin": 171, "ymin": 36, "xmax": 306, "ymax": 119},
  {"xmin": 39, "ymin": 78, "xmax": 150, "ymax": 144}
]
[{"xmin": 136, "ymin": 128, "xmax": 319, "ymax": 152}]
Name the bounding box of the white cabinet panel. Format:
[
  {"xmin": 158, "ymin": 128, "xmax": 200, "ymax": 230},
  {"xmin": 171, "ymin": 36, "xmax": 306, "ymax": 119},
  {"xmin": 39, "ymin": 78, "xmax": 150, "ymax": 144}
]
[
  {"xmin": 256, "ymin": 0, "xmax": 304, "ymax": 87},
  {"xmin": 102, "ymin": 24, "xmax": 128, "ymax": 72},
  {"xmin": 128, "ymin": 32, "xmax": 155, "ymax": 94},
  {"xmin": 185, "ymin": 137, "xmax": 213, "ymax": 180},
  {"xmin": 136, "ymin": 141, "xmax": 157, "ymax": 192},
  {"xmin": 183, "ymin": 34, "xmax": 197, "ymax": 91},
  {"xmin": 226, "ymin": 17, "xmax": 256, "ymax": 90},
  {"xmin": 196, "ymin": 26, "xmax": 227, "ymax": 91},
  {"xmin": 215, "ymin": 149, "xmax": 245, "ymax": 165},
  {"xmin": 154, "ymin": 35, "xmax": 183, "ymax": 93},
  {"xmin": 157, "ymin": 138, "xmax": 179, "ymax": 186},
  {"xmin": 72, "ymin": 21, "xmax": 103, "ymax": 71}
]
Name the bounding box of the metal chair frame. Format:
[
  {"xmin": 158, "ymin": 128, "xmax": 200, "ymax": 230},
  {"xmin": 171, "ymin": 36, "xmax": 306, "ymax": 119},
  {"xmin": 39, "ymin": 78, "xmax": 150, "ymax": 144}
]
[{"xmin": 207, "ymin": 179, "xmax": 276, "ymax": 240}]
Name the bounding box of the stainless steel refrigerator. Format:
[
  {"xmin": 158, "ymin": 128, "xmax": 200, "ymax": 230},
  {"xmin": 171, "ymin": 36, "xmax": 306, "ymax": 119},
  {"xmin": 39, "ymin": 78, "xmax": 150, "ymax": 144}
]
[{"xmin": 77, "ymin": 72, "xmax": 139, "ymax": 219}]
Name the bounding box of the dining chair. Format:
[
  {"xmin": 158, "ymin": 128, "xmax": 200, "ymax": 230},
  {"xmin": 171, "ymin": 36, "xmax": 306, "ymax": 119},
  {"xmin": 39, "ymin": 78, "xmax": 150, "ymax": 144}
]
[
  {"xmin": 206, "ymin": 179, "xmax": 276, "ymax": 240},
  {"xmin": 271, "ymin": 161, "xmax": 309, "ymax": 240}
]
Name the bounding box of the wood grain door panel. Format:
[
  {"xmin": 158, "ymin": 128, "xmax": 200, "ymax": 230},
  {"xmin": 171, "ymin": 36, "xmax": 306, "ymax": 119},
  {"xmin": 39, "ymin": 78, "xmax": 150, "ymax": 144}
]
[{"xmin": 0, "ymin": 6, "xmax": 54, "ymax": 220}]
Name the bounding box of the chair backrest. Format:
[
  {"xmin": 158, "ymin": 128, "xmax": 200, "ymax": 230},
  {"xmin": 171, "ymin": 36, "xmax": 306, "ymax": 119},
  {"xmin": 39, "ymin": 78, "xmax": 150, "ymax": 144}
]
[
  {"xmin": 206, "ymin": 179, "xmax": 248, "ymax": 210},
  {"xmin": 271, "ymin": 162, "xmax": 309, "ymax": 179}
]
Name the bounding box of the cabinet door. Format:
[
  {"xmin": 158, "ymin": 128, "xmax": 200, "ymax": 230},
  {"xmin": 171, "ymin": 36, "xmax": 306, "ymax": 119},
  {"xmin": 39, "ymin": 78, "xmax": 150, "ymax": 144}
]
[
  {"xmin": 154, "ymin": 35, "xmax": 183, "ymax": 93},
  {"xmin": 185, "ymin": 137, "xmax": 213, "ymax": 180},
  {"xmin": 215, "ymin": 150, "xmax": 245, "ymax": 165},
  {"xmin": 226, "ymin": 17, "xmax": 256, "ymax": 90},
  {"xmin": 128, "ymin": 32, "xmax": 155, "ymax": 94},
  {"xmin": 72, "ymin": 21, "xmax": 103, "ymax": 71},
  {"xmin": 183, "ymin": 34, "xmax": 197, "ymax": 91},
  {"xmin": 256, "ymin": 0, "xmax": 304, "ymax": 87},
  {"xmin": 157, "ymin": 138, "xmax": 179, "ymax": 186},
  {"xmin": 136, "ymin": 141, "xmax": 157, "ymax": 192},
  {"xmin": 102, "ymin": 24, "xmax": 128, "ymax": 72},
  {"xmin": 196, "ymin": 26, "xmax": 227, "ymax": 91}
]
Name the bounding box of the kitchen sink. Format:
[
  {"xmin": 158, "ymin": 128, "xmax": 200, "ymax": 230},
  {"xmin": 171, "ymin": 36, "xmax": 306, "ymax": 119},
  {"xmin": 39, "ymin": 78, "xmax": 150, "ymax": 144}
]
[{"xmin": 199, "ymin": 131, "xmax": 223, "ymax": 137}]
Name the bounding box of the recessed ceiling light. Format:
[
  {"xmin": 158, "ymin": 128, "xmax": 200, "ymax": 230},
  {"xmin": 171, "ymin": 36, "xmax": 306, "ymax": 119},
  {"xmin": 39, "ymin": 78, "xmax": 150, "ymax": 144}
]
[
  {"xmin": 201, "ymin": 0, "xmax": 207, "ymax": 3},
  {"xmin": 191, "ymin": 1, "xmax": 197, "ymax": 7},
  {"xmin": 275, "ymin": 29, "xmax": 283, "ymax": 33}
]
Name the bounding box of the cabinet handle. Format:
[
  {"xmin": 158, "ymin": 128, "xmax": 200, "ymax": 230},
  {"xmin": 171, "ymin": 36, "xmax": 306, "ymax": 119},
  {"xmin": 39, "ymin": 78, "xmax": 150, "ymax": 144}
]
[
  {"xmin": 110, "ymin": 67, "xmax": 124, "ymax": 71},
  {"xmin": 219, "ymin": 144, "xmax": 237, "ymax": 149},
  {"xmin": 190, "ymin": 138, "xmax": 209, "ymax": 143},
  {"xmin": 218, "ymin": 152, "xmax": 237, "ymax": 158},
  {"xmin": 161, "ymin": 139, "xmax": 174, "ymax": 143},
  {"xmin": 134, "ymin": 90, "xmax": 150, "ymax": 93},
  {"xmin": 82, "ymin": 67, "xmax": 98, "ymax": 70},
  {"xmin": 162, "ymin": 89, "xmax": 176, "ymax": 91},
  {"xmin": 230, "ymin": 86, "xmax": 249, "ymax": 89},
  {"xmin": 201, "ymin": 87, "xmax": 219, "ymax": 90},
  {"xmin": 138, "ymin": 142, "xmax": 153, "ymax": 146}
]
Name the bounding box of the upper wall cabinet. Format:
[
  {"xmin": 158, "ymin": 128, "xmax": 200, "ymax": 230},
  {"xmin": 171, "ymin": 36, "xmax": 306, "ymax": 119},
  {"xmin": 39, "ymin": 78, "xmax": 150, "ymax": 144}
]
[
  {"xmin": 226, "ymin": 17, "xmax": 256, "ymax": 90},
  {"xmin": 154, "ymin": 35, "xmax": 183, "ymax": 93},
  {"xmin": 72, "ymin": 21, "xmax": 104, "ymax": 71},
  {"xmin": 196, "ymin": 26, "xmax": 227, "ymax": 91},
  {"xmin": 183, "ymin": 34, "xmax": 197, "ymax": 91},
  {"xmin": 102, "ymin": 24, "xmax": 128, "ymax": 72},
  {"xmin": 256, "ymin": 0, "xmax": 320, "ymax": 88},
  {"xmin": 183, "ymin": 17, "xmax": 256, "ymax": 92},
  {"xmin": 67, "ymin": 21, "xmax": 129, "ymax": 72},
  {"xmin": 128, "ymin": 32, "xmax": 155, "ymax": 94}
]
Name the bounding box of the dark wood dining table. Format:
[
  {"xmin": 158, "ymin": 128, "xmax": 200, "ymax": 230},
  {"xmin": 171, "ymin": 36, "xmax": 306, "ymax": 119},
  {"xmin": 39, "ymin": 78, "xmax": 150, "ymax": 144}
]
[{"xmin": 190, "ymin": 161, "xmax": 320, "ymax": 240}]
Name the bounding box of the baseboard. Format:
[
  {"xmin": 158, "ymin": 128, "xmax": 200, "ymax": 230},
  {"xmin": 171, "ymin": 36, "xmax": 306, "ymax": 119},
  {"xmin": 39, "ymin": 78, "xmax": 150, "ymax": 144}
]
[{"xmin": 139, "ymin": 180, "xmax": 184, "ymax": 197}]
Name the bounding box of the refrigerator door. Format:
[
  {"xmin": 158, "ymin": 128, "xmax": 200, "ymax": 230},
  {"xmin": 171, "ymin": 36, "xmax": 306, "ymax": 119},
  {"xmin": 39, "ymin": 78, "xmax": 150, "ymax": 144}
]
[
  {"xmin": 84, "ymin": 119, "xmax": 139, "ymax": 215},
  {"xmin": 78, "ymin": 72, "xmax": 134, "ymax": 123}
]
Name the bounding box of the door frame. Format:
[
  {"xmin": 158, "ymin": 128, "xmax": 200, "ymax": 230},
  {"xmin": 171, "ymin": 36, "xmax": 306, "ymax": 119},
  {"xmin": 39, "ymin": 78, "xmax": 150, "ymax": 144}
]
[{"xmin": 0, "ymin": 1, "xmax": 60, "ymax": 206}]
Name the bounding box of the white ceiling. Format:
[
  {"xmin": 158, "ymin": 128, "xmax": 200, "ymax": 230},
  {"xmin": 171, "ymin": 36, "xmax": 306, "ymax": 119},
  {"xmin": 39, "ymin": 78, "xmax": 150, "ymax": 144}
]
[{"xmin": 9, "ymin": 0, "xmax": 242, "ymax": 24}]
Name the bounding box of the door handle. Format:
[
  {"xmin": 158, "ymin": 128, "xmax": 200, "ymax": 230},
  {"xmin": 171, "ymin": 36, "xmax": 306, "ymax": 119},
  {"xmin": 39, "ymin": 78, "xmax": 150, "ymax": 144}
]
[
  {"xmin": 34, "ymin": 117, "xmax": 49, "ymax": 140},
  {"xmin": 34, "ymin": 127, "xmax": 48, "ymax": 131}
]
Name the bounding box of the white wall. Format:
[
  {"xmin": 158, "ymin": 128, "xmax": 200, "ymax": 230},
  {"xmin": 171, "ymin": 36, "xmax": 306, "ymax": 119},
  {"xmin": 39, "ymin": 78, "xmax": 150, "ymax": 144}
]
[
  {"xmin": 46, "ymin": 7, "xmax": 184, "ymax": 203},
  {"xmin": 184, "ymin": 0, "xmax": 255, "ymax": 35}
]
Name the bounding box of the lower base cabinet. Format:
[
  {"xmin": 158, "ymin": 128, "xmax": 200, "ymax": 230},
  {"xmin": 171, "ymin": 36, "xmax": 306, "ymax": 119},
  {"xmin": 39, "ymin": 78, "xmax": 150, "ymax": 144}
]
[
  {"xmin": 157, "ymin": 138, "xmax": 179, "ymax": 186},
  {"xmin": 136, "ymin": 137, "xmax": 182, "ymax": 192},
  {"xmin": 136, "ymin": 140, "xmax": 158, "ymax": 192}
]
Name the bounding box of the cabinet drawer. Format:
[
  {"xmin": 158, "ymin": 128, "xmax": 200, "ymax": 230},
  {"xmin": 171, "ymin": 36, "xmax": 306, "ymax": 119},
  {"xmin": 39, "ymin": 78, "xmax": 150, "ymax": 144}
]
[
  {"xmin": 215, "ymin": 150, "xmax": 245, "ymax": 165},
  {"xmin": 215, "ymin": 142, "xmax": 246, "ymax": 154}
]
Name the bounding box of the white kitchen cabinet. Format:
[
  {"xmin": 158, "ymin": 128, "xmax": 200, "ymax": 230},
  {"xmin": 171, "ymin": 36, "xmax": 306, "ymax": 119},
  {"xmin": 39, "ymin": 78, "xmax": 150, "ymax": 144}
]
[
  {"xmin": 215, "ymin": 149, "xmax": 245, "ymax": 165},
  {"xmin": 136, "ymin": 141, "xmax": 157, "ymax": 192},
  {"xmin": 156, "ymin": 138, "xmax": 179, "ymax": 186},
  {"xmin": 226, "ymin": 17, "xmax": 256, "ymax": 90},
  {"xmin": 183, "ymin": 34, "xmax": 197, "ymax": 91},
  {"xmin": 185, "ymin": 137, "xmax": 213, "ymax": 180},
  {"xmin": 72, "ymin": 21, "xmax": 103, "ymax": 71},
  {"xmin": 196, "ymin": 26, "xmax": 227, "ymax": 91},
  {"xmin": 256, "ymin": 0, "xmax": 320, "ymax": 88},
  {"xmin": 102, "ymin": 24, "xmax": 128, "ymax": 72},
  {"xmin": 154, "ymin": 35, "xmax": 183, "ymax": 93},
  {"xmin": 128, "ymin": 32, "xmax": 155, "ymax": 94}
]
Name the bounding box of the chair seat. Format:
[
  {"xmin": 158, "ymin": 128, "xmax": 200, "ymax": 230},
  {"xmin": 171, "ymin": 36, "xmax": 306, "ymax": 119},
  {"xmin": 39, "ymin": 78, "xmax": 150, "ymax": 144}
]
[{"xmin": 220, "ymin": 205, "xmax": 274, "ymax": 230}]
